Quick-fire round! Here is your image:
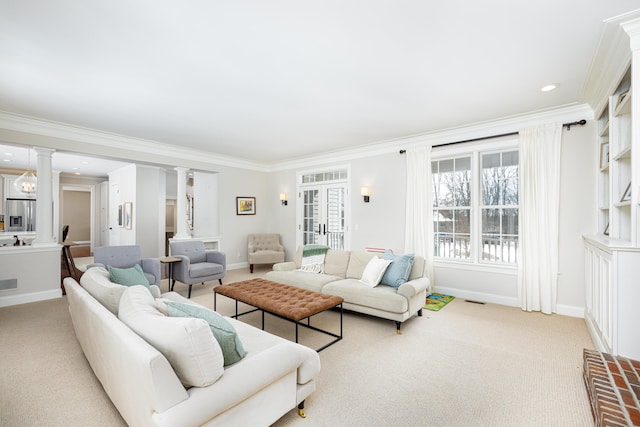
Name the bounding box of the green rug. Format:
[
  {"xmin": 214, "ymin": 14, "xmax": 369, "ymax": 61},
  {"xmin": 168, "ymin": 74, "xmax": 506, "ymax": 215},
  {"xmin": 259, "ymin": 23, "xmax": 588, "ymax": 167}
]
[{"xmin": 424, "ymin": 293, "xmax": 455, "ymax": 311}]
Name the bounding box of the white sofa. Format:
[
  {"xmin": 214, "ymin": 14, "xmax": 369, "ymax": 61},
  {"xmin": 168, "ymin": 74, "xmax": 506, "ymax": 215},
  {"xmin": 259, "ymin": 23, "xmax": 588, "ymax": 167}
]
[
  {"xmin": 266, "ymin": 248, "xmax": 430, "ymax": 333},
  {"xmin": 64, "ymin": 267, "xmax": 321, "ymax": 427}
]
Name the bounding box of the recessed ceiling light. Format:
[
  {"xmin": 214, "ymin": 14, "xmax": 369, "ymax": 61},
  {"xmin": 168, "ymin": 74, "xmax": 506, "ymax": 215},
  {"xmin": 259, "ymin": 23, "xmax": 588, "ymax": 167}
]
[
  {"xmin": 2, "ymin": 159, "xmax": 11, "ymax": 162},
  {"xmin": 72, "ymin": 167, "xmax": 79, "ymax": 170},
  {"xmin": 4, "ymin": 152, "xmax": 12, "ymax": 156},
  {"xmin": 82, "ymin": 161, "xmax": 89, "ymax": 165},
  {"xmin": 74, "ymin": 172, "xmax": 81, "ymax": 175},
  {"xmin": 541, "ymin": 84, "xmax": 558, "ymax": 92}
]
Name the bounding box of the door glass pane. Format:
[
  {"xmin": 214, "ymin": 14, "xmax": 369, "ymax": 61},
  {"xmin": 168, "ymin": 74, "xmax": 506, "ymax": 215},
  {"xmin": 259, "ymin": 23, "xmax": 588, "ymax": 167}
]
[
  {"xmin": 325, "ymin": 187, "xmax": 345, "ymax": 250},
  {"xmin": 302, "ymin": 189, "xmax": 319, "ymax": 245}
]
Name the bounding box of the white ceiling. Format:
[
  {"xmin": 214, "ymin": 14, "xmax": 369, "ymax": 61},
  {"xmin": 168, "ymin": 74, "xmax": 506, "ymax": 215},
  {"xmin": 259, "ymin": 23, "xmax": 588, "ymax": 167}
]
[{"xmin": 1, "ymin": 1, "xmax": 639, "ymax": 172}]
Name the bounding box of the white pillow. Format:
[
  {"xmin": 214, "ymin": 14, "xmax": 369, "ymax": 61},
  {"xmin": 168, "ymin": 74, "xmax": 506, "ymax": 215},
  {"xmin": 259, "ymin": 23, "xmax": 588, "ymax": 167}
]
[
  {"xmin": 81, "ymin": 266, "xmax": 161, "ymax": 314},
  {"xmin": 360, "ymin": 257, "xmax": 392, "ymax": 287},
  {"xmin": 119, "ymin": 286, "xmax": 224, "ymax": 388}
]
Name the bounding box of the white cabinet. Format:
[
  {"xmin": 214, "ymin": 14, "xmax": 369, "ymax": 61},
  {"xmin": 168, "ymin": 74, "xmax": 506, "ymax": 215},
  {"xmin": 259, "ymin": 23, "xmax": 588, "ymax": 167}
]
[
  {"xmin": 584, "ymin": 236, "xmax": 640, "ymax": 360},
  {"xmin": 584, "ymin": 13, "xmax": 640, "ymax": 360}
]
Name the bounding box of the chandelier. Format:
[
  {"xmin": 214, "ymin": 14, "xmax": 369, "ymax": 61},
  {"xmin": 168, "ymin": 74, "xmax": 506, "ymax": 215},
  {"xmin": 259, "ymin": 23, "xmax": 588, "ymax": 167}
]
[{"xmin": 14, "ymin": 149, "xmax": 37, "ymax": 195}]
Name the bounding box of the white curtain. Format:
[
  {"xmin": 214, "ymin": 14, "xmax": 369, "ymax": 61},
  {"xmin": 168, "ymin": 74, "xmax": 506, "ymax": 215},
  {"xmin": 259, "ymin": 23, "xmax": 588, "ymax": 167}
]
[
  {"xmin": 517, "ymin": 123, "xmax": 562, "ymax": 314},
  {"xmin": 404, "ymin": 146, "xmax": 434, "ymax": 282}
]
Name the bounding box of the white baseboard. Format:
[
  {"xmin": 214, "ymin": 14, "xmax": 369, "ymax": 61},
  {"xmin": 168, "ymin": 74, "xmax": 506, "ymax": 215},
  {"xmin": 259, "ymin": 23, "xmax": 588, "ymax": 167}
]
[
  {"xmin": 584, "ymin": 313, "xmax": 608, "ymax": 353},
  {"xmin": 434, "ymin": 286, "xmax": 586, "ymax": 318},
  {"xmin": 0, "ymin": 288, "xmax": 62, "ymax": 308},
  {"xmin": 227, "ymin": 261, "xmax": 249, "ymax": 270},
  {"xmin": 434, "ymin": 286, "xmax": 519, "ymax": 307}
]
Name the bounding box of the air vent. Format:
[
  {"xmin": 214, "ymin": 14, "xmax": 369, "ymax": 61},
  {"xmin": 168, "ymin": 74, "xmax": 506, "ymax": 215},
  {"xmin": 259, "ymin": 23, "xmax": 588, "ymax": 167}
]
[{"xmin": 0, "ymin": 278, "xmax": 18, "ymax": 290}]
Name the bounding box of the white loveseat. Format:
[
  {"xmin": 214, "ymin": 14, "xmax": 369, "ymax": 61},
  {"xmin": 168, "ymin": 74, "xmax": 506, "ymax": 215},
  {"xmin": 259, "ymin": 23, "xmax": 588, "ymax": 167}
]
[
  {"xmin": 266, "ymin": 248, "xmax": 430, "ymax": 333},
  {"xmin": 65, "ymin": 267, "xmax": 321, "ymax": 427}
]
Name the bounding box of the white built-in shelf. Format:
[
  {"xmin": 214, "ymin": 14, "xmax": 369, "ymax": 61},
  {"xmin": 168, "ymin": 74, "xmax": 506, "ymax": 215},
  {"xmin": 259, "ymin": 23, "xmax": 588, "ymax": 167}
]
[
  {"xmin": 599, "ymin": 121, "xmax": 610, "ymax": 137},
  {"xmin": 600, "ymin": 163, "xmax": 610, "ymax": 172},
  {"xmin": 614, "ymin": 200, "xmax": 631, "ymax": 208},
  {"xmin": 614, "ymin": 91, "xmax": 631, "ymax": 116},
  {"xmin": 599, "ymin": 206, "xmax": 610, "ymax": 211},
  {"xmin": 613, "ymin": 145, "xmax": 632, "ymax": 160}
]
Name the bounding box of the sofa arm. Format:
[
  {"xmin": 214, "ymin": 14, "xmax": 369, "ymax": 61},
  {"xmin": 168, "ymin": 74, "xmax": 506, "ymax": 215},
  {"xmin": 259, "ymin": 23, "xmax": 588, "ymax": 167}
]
[
  {"xmin": 205, "ymin": 251, "xmax": 226, "ymax": 266},
  {"xmin": 397, "ymin": 277, "xmax": 431, "ymax": 299},
  {"xmin": 86, "ymin": 262, "xmax": 106, "ymax": 270},
  {"xmin": 272, "ymin": 261, "xmax": 296, "ymax": 271},
  {"xmin": 152, "ymin": 342, "xmax": 304, "ymax": 427},
  {"xmin": 142, "ymin": 258, "xmax": 161, "ymax": 287}
]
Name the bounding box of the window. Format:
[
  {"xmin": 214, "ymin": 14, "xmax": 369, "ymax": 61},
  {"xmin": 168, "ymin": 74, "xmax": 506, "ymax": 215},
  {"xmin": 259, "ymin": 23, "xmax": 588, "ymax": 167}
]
[
  {"xmin": 432, "ymin": 145, "xmax": 519, "ymax": 265},
  {"xmin": 481, "ymin": 151, "xmax": 518, "ymax": 263},
  {"xmin": 432, "ymin": 157, "xmax": 472, "ymax": 260}
]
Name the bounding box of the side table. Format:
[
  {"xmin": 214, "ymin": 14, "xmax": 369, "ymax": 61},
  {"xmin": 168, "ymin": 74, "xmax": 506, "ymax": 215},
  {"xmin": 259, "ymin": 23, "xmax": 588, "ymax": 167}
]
[{"xmin": 160, "ymin": 256, "xmax": 182, "ymax": 293}]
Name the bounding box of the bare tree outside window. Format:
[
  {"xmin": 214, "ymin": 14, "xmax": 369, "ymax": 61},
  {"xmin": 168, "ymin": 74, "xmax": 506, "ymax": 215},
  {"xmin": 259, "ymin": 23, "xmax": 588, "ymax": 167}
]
[
  {"xmin": 432, "ymin": 149, "xmax": 519, "ymax": 264},
  {"xmin": 433, "ymin": 157, "xmax": 472, "ymax": 260}
]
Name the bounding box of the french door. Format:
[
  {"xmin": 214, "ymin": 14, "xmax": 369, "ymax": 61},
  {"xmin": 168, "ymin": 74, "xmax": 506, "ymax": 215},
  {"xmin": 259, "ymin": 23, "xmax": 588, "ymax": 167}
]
[{"xmin": 299, "ymin": 184, "xmax": 348, "ymax": 250}]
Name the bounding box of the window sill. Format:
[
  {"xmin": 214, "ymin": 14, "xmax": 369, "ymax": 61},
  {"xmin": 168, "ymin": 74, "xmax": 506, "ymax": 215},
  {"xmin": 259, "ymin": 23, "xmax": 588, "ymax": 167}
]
[{"xmin": 433, "ymin": 259, "xmax": 517, "ymax": 275}]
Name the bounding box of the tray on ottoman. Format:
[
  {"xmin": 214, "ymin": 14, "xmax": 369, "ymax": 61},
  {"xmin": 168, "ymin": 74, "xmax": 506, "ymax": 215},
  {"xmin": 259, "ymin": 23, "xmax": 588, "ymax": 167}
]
[{"xmin": 214, "ymin": 278, "xmax": 343, "ymax": 351}]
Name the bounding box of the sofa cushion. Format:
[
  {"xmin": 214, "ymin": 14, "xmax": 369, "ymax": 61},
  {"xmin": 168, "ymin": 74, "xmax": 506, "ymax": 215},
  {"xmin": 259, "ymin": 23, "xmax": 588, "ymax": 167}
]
[
  {"xmin": 118, "ymin": 286, "xmax": 224, "ymax": 388},
  {"xmin": 322, "ymin": 279, "xmax": 409, "ymax": 314},
  {"xmin": 323, "ymin": 250, "xmax": 351, "ymax": 278},
  {"xmin": 380, "ymin": 251, "xmax": 415, "ymax": 288},
  {"xmin": 81, "ymin": 267, "xmax": 160, "ymax": 314},
  {"xmin": 360, "ymin": 257, "xmax": 392, "ymax": 287},
  {"xmin": 408, "ymin": 256, "xmax": 426, "ymax": 281},
  {"xmin": 265, "ymin": 270, "xmax": 340, "ymax": 293},
  {"xmin": 163, "ymin": 300, "xmax": 247, "ymax": 366},
  {"xmin": 190, "ymin": 262, "xmax": 224, "ymax": 278},
  {"xmin": 346, "ymin": 251, "xmax": 377, "ymax": 279}
]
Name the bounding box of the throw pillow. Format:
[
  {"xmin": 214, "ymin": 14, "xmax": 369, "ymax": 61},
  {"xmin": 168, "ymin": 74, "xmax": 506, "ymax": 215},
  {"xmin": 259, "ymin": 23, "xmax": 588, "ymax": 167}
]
[
  {"xmin": 164, "ymin": 301, "xmax": 247, "ymax": 366},
  {"xmin": 108, "ymin": 264, "xmax": 151, "ymax": 291},
  {"xmin": 118, "ymin": 286, "xmax": 224, "ymax": 388},
  {"xmin": 360, "ymin": 257, "xmax": 392, "ymax": 287},
  {"xmin": 380, "ymin": 250, "xmax": 415, "ymax": 288}
]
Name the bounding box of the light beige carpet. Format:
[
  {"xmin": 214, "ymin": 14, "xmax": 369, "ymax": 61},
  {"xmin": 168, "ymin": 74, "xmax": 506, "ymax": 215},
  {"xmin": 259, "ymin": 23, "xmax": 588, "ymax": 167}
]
[{"xmin": 0, "ymin": 265, "xmax": 595, "ymax": 426}]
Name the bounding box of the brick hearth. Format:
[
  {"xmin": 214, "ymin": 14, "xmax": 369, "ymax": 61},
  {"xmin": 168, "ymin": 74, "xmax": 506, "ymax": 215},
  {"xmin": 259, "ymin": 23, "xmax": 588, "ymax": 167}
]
[{"xmin": 583, "ymin": 348, "xmax": 640, "ymax": 426}]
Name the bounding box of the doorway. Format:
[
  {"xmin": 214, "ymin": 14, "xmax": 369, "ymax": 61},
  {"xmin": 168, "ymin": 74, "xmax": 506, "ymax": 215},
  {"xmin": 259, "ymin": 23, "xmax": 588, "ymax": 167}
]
[
  {"xmin": 297, "ymin": 167, "xmax": 350, "ymax": 250},
  {"xmin": 61, "ymin": 184, "xmax": 94, "ymax": 256}
]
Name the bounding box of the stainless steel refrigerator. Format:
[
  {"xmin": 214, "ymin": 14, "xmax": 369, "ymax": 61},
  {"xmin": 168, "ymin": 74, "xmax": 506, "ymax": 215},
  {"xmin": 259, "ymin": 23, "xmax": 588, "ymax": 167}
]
[{"xmin": 6, "ymin": 198, "xmax": 36, "ymax": 232}]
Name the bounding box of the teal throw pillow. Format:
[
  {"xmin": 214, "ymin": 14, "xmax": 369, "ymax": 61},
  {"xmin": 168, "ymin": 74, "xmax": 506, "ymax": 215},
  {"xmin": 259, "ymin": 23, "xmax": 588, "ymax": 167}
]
[
  {"xmin": 380, "ymin": 250, "xmax": 415, "ymax": 288},
  {"xmin": 108, "ymin": 264, "xmax": 151, "ymax": 292},
  {"xmin": 164, "ymin": 301, "xmax": 247, "ymax": 366}
]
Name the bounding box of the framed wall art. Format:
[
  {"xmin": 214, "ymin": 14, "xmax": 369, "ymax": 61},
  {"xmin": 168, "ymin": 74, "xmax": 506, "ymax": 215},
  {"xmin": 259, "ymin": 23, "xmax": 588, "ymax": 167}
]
[{"xmin": 236, "ymin": 197, "xmax": 256, "ymax": 215}]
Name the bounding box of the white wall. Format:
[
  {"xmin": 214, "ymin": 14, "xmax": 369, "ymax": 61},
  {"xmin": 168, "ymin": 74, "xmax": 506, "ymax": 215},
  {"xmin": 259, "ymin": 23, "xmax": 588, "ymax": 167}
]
[
  {"xmin": 215, "ymin": 165, "xmax": 270, "ymax": 269},
  {"xmin": 193, "ymin": 171, "xmax": 219, "ymax": 239},
  {"xmin": 268, "ymin": 121, "xmax": 596, "ymax": 316}
]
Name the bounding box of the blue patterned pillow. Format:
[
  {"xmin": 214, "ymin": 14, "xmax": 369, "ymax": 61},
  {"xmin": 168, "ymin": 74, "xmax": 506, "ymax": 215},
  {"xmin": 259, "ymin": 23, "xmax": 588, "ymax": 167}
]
[
  {"xmin": 164, "ymin": 301, "xmax": 247, "ymax": 366},
  {"xmin": 380, "ymin": 250, "xmax": 415, "ymax": 288}
]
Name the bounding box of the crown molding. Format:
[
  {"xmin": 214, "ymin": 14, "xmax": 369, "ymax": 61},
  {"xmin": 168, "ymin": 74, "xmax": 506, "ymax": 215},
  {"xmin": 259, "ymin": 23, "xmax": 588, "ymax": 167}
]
[
  {"xmin": 269, "ymin": 103, "xmax": 593, "ymax": 171},
  {"xmin": 582, "ymin": 10, "xmax": 640, "ymax": 117},
  {"xmin": 0, "ymin": 111, "xmax": 271, "ymax": 173},
  {"xmin": 1, "ymin": 103, "xmax": 593, "ymax": 175}
]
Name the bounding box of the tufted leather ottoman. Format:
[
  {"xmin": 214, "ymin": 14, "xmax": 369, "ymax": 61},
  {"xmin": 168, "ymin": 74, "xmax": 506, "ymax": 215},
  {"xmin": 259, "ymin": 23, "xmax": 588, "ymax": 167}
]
[{"xmin": 214, "ymin": 278, "xmax": 343, "ymax": 351}]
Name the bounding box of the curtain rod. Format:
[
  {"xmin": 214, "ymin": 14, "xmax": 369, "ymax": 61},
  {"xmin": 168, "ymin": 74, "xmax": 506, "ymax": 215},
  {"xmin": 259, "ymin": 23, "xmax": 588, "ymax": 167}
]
[{"xmin": 398, "ymin": 119, "xmax": 587, "ymax": 154}]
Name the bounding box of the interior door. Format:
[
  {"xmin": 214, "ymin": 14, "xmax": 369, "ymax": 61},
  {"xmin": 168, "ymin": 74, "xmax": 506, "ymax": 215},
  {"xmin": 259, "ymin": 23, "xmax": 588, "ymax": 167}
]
[
  {"xmin": 109, "ymin": 183, "xmax": 120, "ymax": 246},
  {"xmin": 299, "ymin": 184, "xmax": 347, "ymax": 250}
]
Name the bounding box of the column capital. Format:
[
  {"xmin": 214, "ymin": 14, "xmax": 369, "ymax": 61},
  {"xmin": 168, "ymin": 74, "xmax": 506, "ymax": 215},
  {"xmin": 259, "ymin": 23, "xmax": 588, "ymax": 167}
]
[{"xmin": 174, "ymin": 167, "xmax": 190, "ymax": 173}]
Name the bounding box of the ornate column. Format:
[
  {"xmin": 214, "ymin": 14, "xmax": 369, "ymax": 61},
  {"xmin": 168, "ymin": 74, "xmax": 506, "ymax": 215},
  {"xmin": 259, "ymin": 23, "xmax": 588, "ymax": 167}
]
[
  {"xmin": 173, "ymin": 167, "xmax": 191, "ymax": 240},
  {"xmin": 33, "ymin": 147, "xmax": 56, "ymax": 245}
]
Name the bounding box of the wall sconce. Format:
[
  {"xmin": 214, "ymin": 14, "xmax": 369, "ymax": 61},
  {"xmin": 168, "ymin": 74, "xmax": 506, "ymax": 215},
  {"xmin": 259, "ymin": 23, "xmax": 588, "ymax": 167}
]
[
  {"xmin": 279, "ymin": 193, "xmax": 288, "ymax": 206},
  {"xmin": 360, "ymin": 187, "xmax": 371, "ymax": 203}
]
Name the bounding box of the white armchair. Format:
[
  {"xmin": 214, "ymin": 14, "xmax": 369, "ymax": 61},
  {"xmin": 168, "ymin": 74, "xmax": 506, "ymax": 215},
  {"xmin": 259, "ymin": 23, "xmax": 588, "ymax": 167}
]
[{"xmin": 248, "ymin": 233, "xmax": 285, "ymax": 273}]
